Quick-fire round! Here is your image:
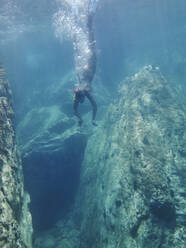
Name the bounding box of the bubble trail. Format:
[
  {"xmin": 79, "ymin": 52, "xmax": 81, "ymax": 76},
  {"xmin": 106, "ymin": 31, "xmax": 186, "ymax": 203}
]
[{"xmin": 53, "ymin": 0, "xmax": 99, "ymax": 87}]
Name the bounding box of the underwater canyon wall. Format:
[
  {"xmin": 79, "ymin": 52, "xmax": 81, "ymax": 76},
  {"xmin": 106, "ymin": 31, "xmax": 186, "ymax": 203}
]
[
  {"xmin": 0, "ymin": 64, "xmax": 33, "ymax": 248},
  {"xmin": 18, "ymin": 66, "xmax": 185, "ymax": 248},
  {"xmin": 74, "ymin": 66, "xmax": 186, "ymax": 248}
]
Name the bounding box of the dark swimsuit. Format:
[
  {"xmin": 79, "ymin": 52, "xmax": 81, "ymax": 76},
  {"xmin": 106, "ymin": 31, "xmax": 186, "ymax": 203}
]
[{"xmin": 73, "ymin": 90, "xmax": 97, "ymax": 121}]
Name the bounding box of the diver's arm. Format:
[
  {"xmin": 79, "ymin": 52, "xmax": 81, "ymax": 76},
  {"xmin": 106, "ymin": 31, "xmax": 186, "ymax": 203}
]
[
  {"xmin": 73, "ymin": 99, "xmax": 83, "ymax": 126},
  {"xmin": 86, "ymin": 91, "xmax": 97, "ymax": 125}
]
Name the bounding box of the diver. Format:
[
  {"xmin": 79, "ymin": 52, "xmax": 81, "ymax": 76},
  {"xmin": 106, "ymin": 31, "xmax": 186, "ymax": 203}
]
[{"xmin": 73, "ymin": 1, "xmax": 97, "ymax": 126}]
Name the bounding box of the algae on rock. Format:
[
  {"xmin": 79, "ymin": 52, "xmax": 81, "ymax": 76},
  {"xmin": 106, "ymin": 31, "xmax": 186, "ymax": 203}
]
[
  {"xmin": 74, "ymin": 66, "xmax": 186, "ymax": 248},
  {"xmin": 0, "ymin": 63, "xmax": 33, "ymax": 248},
  {"xmin": 20, "ymin": 65, "xmax": 185, "ymax": 248}
]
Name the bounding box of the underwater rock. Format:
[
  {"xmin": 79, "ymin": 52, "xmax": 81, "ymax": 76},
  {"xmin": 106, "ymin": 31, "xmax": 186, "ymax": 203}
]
[
  {"xmin": 17, "ymin": 71, "xmax": 110, "ymax": 233},
  {"xmin": 17, "ymin": 101, "xmax": 89, "ymax": 233},
  {"xmin": 0, "ymin": 67, "xmax": 33, "ymax": 247},
  {"xmin": 34, "ymin": 215, "xmax": 80, "ymax": 248},
  {"xmin": 17, "ymin": 69, "xmax": 110, "ymax": 157},
  {"xmin": 22, "ymin": 130, "xmax": 87, "ymax": 233},
  {"xmin": 18, "ymin": 66, "xmax": 185, "ymax": 247},
  {"xmin": 74, "ymin": 66, "xmax": 186, "ymax": 248}
]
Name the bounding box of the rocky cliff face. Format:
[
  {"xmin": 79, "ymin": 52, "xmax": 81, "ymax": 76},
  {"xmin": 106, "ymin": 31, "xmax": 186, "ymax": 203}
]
[
  {"xmin": 0, "ymin": 64, "xmax": 33, "ymax": 248},
  {"xmin": 18, "ymin": 66, "xmax": 185, "ymax": 248},
  {"xmin": 74, "ymin": 66, "xmax": 186, "ymax": 248}
]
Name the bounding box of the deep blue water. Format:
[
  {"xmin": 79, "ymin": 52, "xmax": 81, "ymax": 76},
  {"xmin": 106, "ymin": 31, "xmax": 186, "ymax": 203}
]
[
  {"xmin": 0, "ymin": 0, "xmax": 186, "ymax": 237},
  {"xmin": 0, "ymin": 0, "xmax": 186, "ymax": 114}
]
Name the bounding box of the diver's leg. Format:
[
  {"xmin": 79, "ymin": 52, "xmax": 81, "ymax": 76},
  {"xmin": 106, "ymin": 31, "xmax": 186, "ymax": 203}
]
[
  {"xmin": 86, "ymin": 91, "xmax": 97, "ymax": 125},
  {"xmin": 73, "ymin": 99, "xmax": 83, "ymax": 126}
]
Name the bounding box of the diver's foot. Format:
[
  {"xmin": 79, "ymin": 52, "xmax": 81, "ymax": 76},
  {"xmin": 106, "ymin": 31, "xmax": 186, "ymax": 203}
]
[{"xmin": 92, "ymin": 120, "xmax": 97, "ymax": 126}]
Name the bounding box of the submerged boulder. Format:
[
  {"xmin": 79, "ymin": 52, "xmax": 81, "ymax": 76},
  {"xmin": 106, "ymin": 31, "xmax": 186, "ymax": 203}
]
[
  {"xmin": 74, "ymin": 66, "xmax": 186, "ymax": 248},
  {"xmin": 0, "ymin": 64, "xmax": 33, "ymax": 247}
]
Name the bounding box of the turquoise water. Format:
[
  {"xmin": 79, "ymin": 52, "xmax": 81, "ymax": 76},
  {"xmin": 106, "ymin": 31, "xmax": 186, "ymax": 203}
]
[
  {"xmin": 0, "ymin": 0, "xmax": 186, "ymax": 242},
  {"xmin": 1, "ymin": 0, "xmax": 186, "ymax": 114}
]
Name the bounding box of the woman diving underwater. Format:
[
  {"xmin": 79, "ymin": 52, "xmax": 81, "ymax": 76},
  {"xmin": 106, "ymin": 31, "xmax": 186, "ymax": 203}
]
[{"xmin": 72, "ymin": 0, "xmax": 98, "ymax": 126}]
